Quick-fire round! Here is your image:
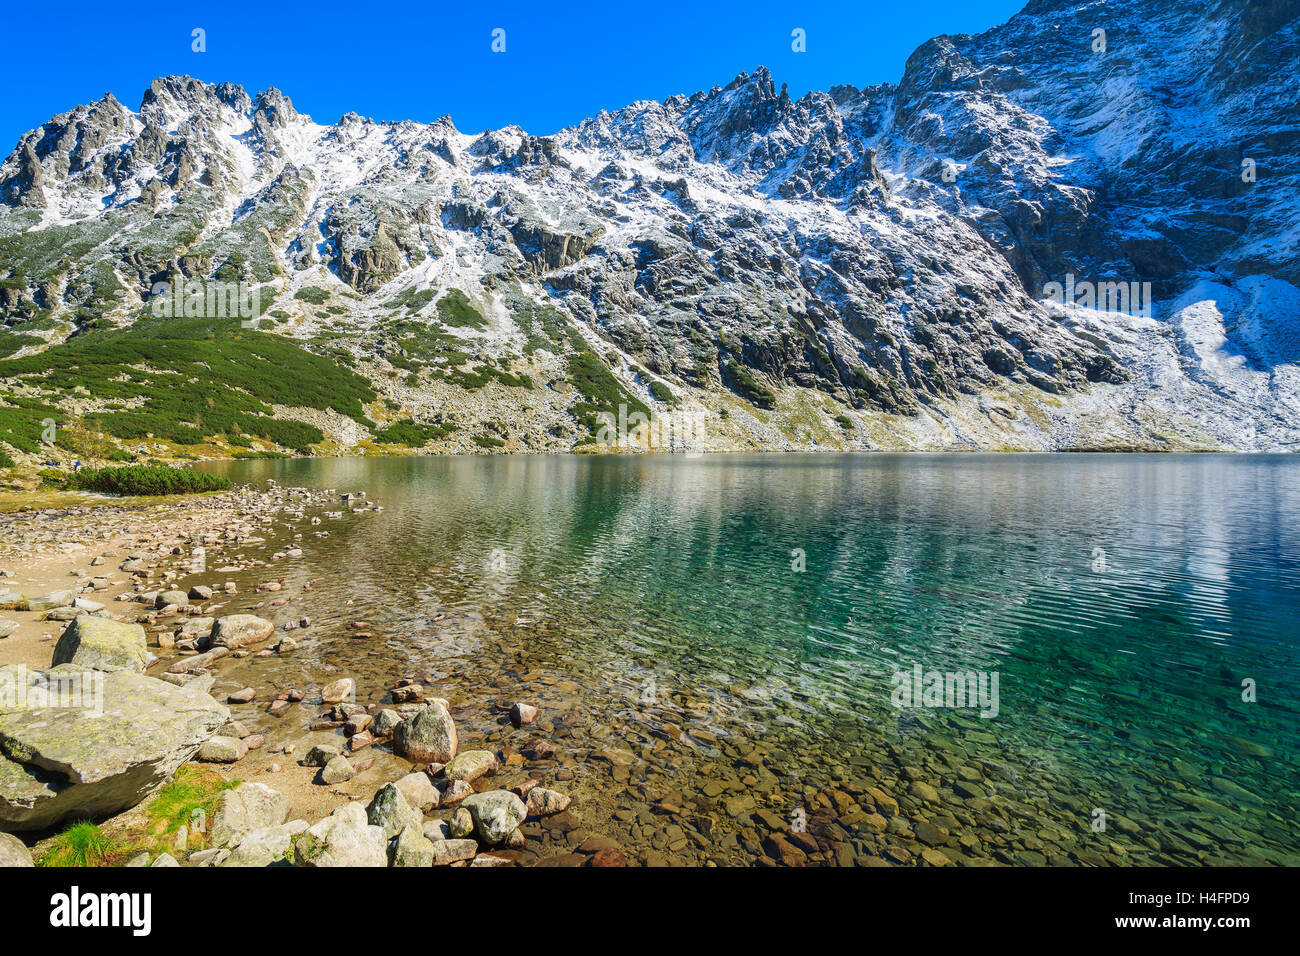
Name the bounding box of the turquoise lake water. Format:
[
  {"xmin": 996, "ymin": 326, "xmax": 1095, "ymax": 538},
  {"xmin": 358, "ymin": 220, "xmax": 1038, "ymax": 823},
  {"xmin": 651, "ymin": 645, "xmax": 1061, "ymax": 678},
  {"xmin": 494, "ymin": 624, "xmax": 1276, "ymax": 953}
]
[{"xmin": 204, "ymin": 453, "xmax": 1300, "ymax": 865}]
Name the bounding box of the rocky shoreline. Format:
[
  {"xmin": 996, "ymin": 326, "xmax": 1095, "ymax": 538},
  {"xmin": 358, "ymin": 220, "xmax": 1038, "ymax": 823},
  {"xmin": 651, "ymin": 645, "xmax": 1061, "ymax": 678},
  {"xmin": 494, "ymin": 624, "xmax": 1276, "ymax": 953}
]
[{"xmin": 0, "ymin": 483, "xmax": 599, "ymax": 868}]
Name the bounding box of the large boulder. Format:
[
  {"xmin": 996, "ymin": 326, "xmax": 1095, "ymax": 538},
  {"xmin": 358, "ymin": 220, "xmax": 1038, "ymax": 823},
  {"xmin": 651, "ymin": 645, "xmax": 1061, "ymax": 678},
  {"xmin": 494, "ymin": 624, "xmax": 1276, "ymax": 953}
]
[
  {"xmin": 391, "ymin": 824, "xmax": 436, "ymax": 867},
  {"xmin": 210, "ymin": 615, "xmax": 275, "ymax": 650},
  {"xmin": 394, "ymin": 772, "xmax": 439, "ymax": 812},
  {"xmin": 393, "ymin": 701, "xmax": 457, "ymax": 764},
  {"xmin": 27, "ymin": 590, "xmax": 75, "ymax": 613},
  {"xmin": 220, "ymin": 820, "xmax": 308, "ymax": 867},
  {"xmin": 210, "ymin": 782, "xmax": 290, "ymax": 847},
  {"xmin": 293, "ymin": 802, "xmax": 386, "ymax": 867},
  {"xmin": 0, "ymin": 666, "xmax": 228, "ymax": 831},
  {"xmin": 51, "ymin": 618, "xmax": 148, "ymax": 673},
  {"xmin": 461, "ymin": 790, "xmax": 527, "ymax": 846},
  {"xmin": 366, "ymin": 783, "xmax": 422, "ymax": 839}
]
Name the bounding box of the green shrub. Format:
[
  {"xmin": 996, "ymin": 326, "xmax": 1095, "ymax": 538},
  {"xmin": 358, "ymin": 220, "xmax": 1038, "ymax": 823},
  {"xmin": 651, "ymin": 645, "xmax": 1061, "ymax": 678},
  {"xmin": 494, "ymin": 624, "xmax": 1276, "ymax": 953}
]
[
  {"xmin": 565, "ymin": 350, "xmax": 649, "ymax": 436},
  {"xmin": 373, "ymin": 420, "xmax": 457, "ymax": 446},
  {"xmin": 436, "ymin": 289, "xmax": 487, "ymax": 329},
  {"xmin": 726, "ymin": 362, "xmax": 778, "ymax": 409},
  {"xmin": 67, "ymin": 465, "xmax": 232, "ymax": 496},
  {"xmin": 647, "ymin": 380, "xmax": 677, "ymax": 404},
  {"xmin": 0, "ymin": 317, "xmax": 375, "ymax": 451},
  {"xmin": 293, "ymin": 287, "xmax": 330, "ymax": 305}
]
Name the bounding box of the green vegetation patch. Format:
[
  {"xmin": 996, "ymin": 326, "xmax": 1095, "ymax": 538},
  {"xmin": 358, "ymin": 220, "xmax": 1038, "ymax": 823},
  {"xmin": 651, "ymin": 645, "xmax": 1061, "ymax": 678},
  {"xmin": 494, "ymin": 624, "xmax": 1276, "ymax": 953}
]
[
  {"xmin": 435, "ymin": 289, "xmax": 487, "ymax": 330},
  {"xmin": 373, "ymin": 419, "xmax": 458, "ymax": 446},
  {"xmin": 293, "ymin": 286, "xmax": 330, "ymax": 305},
  {"xmin": 566, "ymin": 350, "xmax": 650, "ymax": 437},
  {"xmin": 0, "ymin": 317, "xmax": 376, "ymax": 452},
  {"xmin": 66, "ymin": 465, "xmax": 232, "ymax": 496}
]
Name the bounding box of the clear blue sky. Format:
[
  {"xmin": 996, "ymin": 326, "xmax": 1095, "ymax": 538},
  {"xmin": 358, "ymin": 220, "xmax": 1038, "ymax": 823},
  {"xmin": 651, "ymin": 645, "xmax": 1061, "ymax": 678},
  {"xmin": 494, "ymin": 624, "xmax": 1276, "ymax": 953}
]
[{"xmin": 4, "ymin": 0, "xmax": 1025, "ymax": 148}]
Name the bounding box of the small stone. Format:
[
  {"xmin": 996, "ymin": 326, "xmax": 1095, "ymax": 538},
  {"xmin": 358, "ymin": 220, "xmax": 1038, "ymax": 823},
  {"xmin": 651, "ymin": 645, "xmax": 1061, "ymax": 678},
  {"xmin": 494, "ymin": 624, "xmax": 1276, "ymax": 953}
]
[
  {"xmin": 321, "ymin": 677, "xmax": 355, "ymax": 703},
  {"xmin": 319, "ymin": 755, "xmax": 355, "ymax": 784},
  {"xmin": 430, "ymin": 839, "xmax": 478, "ymax": 866},
  {"xmin": 526, "ymin": 787, "xmax": 573, "ymax": 817},
  {"xmin": 304, "ymin": 744, "xmax": 341, "ymax": 767},
  {"xmin": 228, "ymin": 687, "xmax": 256, "ymax": 704},
  {"xmin": 510, "ymin": 702, "xmax": 539, "ymax": 727},
  {"xmin": 198, "ymin": 736, "xmax": 247, "ymax": 763}
]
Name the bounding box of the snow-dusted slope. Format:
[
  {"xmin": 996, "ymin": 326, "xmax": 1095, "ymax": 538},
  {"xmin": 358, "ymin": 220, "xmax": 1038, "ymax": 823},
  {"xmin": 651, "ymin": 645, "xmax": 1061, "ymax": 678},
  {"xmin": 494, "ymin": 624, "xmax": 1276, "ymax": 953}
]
[{"xmin": 0, "ymin": 0, "xmax": 1296, "ymax": 453}]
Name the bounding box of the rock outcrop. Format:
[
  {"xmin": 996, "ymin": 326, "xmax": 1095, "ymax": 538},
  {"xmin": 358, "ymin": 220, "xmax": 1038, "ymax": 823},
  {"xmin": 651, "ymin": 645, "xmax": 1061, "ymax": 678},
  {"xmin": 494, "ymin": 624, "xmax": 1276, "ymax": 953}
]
[{"xmin": 0, "ymin": 665, "xmax": 228, "ymax": 831}]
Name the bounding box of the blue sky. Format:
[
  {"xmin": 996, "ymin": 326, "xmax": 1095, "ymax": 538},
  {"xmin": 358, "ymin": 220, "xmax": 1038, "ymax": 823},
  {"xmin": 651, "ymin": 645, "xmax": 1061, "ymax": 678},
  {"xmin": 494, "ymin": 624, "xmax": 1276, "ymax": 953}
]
[{"xmin": 4, "ymin": 1, "xmax": 1025, "ymax": 148}]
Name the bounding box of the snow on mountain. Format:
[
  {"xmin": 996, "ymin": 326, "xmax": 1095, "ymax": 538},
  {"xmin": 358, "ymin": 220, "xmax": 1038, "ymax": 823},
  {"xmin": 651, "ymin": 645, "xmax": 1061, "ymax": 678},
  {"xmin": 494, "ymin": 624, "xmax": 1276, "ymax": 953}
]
[{"xmin": 0, "ymin": 0, "xmax": 1296, "ymax": 455}]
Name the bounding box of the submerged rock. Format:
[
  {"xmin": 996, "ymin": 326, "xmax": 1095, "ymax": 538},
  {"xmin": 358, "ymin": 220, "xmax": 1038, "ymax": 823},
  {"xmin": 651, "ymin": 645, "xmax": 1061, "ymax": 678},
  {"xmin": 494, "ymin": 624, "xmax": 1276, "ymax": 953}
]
[{"xmin": 526, "ymin": 787, "xmax": 573, "ymax": 817}]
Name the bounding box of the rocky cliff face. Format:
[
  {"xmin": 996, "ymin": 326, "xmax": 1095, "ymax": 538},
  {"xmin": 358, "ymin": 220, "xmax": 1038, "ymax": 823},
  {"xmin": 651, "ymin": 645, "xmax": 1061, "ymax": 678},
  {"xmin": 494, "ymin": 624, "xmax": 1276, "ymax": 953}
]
[{"xmin": 0, "ymin": 0, "xmax": 1296, "ymax": 456}]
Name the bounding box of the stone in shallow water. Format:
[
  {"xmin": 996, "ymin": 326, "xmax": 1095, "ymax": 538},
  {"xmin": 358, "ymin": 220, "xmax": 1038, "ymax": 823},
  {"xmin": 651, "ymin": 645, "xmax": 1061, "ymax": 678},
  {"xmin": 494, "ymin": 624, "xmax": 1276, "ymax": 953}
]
[
  {"xmin": 304, "ymin": 744, "xmax": 341, "ymax": 767},
  {"xmin": 319, "ymin": 755, "xmax": 355, "ymax": 784},
  {"xmin": 444, "ymin": 749, "xmax": 498, "ymax": 783},
  {"xmin": 210, "ymin": 614, "xmax": 275, "ymax": 650},
  {"xmin": 462, "ymin": 790, "xmax": 527, "ymax": 846},
  {"xmin": 0, "ymin": 668, "xmax": 227, "ymax": 831},
  {"xmin": 394, "ymin": 701, "xmax": 458, "ymax": 764},
  {"xmin": 526, "ymin": 787, "xmax": 572, "ymax": 817},
  {"xmin": 372, "ymin": 709, "xmax": 401, "ymax": 736},
  {"xmin": 322, "ymin": 678, "xmax": 355, "ymax": 704},
  {"xmin": 52, "ymin": 617, "xmax": 148, "ymax": 673},
  {"xmin": 155, "ymin": 590, "xmax": 189, "ymax": 609}
]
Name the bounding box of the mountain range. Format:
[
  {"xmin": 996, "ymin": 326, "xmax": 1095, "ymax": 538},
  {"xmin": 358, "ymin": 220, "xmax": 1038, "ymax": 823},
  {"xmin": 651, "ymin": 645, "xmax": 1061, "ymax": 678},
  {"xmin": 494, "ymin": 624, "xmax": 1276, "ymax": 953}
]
[{"xmin": 1, "ymin": 0, "xmax": 1296, "ymax": 464}]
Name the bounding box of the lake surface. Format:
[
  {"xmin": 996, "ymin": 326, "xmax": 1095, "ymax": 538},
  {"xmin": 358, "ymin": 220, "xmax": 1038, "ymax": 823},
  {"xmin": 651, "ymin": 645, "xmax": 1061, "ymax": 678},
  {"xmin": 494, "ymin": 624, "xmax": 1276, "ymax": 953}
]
[{"xmin": 202, "ymin": 453, "xmax": 1300, "ymax": 866}]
